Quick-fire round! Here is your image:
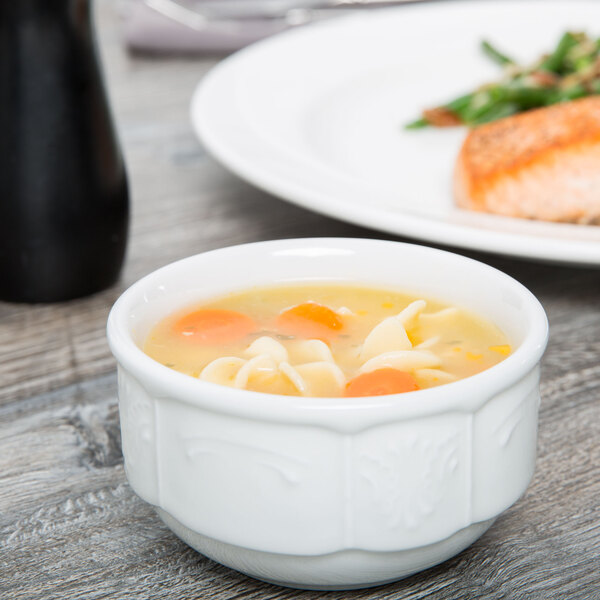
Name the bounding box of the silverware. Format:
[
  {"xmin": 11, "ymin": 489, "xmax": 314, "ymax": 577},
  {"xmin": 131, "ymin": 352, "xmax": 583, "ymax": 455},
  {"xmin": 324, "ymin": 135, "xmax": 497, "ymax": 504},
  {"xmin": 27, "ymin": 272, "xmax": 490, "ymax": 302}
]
[{"xmin": 143, "ymin": 0, "xmax": 423, "ymax": 30}]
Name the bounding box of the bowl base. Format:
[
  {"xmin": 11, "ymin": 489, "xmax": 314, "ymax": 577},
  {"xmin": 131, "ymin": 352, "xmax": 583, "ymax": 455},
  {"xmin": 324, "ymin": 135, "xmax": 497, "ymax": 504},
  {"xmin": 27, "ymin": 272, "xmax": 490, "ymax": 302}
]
[{"xmin": 156, "ymin": 508, "xmax": 495, "ymax": 590}]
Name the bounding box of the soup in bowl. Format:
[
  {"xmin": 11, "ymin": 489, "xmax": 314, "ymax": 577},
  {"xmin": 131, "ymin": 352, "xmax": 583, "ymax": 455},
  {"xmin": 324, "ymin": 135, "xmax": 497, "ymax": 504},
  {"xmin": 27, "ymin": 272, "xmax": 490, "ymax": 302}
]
[
  {"xmin": 107, "ymin": 238, "xmax": 548, "ymax": 590},
  {"xmin": 144, "ymin": 284, "xmax": 513, "ymax": 398}
]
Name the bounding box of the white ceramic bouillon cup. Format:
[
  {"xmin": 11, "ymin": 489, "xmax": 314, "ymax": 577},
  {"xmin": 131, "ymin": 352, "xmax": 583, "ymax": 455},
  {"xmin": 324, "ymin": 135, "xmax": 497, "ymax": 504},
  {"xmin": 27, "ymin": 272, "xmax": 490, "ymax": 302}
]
[{"xmin": 107, "ymin": 238, "xmax": 548, "ymax": 590}]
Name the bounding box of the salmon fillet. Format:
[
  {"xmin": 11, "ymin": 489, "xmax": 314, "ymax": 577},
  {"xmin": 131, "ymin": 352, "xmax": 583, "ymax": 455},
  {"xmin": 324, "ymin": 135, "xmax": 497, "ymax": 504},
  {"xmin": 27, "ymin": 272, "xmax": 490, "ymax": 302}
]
[{"xmin": 454, "ymin": 96, "xmax": 600, "ymax": 224}]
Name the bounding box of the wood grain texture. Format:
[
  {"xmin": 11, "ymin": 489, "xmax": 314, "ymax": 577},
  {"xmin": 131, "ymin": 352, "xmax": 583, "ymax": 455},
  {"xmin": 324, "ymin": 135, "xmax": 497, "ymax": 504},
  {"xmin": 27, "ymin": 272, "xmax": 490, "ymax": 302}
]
[{"xmin": 1, "ymin": 2, "xmax": 599, "ymax": 598}]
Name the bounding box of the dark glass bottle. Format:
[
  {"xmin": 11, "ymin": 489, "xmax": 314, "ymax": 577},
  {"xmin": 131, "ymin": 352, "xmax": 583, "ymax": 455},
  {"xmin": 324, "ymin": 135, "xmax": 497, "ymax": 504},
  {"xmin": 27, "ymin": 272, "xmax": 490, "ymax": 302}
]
[{"xmin": 0, "ymin": 0, "xmax": 129, "ymax": 302}]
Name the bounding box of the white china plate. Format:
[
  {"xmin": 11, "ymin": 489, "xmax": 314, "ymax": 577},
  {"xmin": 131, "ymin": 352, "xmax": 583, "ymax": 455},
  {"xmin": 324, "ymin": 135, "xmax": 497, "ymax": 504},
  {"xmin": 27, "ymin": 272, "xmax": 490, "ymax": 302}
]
[{"xmin": 191, "ymin": 0, "xmax": 600, "ymax": 265}]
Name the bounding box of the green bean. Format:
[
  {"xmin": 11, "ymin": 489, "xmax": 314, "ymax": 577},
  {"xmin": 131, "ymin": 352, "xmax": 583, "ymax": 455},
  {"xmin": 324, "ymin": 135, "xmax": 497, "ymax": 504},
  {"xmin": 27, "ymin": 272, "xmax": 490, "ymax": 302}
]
[
  {"xmin": 506, "ymin": 87, "xmax": 557, "ymax": 108},
  {"xmin": 404, "ymin": 117, "xmax": 430, "ymax": 130},
  {"xmin": 481, "ymin": 40, "xmax": 515, "ymax": 65},
  {"xmin": 545, "ymin": 83, "xmax": 588, "ymax": 104},
  {"xmin": 573, "ymin": 55, "xmax": 594, "ymax": 72},
  {"xmin": 461, "ymin": 88, "xmax": 508, "ymax": 122},
  {"xmin": 540, "ymin": 32, "xmax": 579, "ymax": 73},
  {"xmin": 445, "ymin": 93, "xmax": 475, "ymax": 114},
  {"xmin": 463, "ymin": 87, "xmax": 554, "ymax": 124},
  {"xmin": 404, "ymin": 93, "xmax": 474, "ymax": 128},
  {"xmin": 563, "ymin": 84, "xmax": 588, "ymax": 100},
  {"xmin": 471, "ymin": 102, "xmax": 519, "ymax": 125}
]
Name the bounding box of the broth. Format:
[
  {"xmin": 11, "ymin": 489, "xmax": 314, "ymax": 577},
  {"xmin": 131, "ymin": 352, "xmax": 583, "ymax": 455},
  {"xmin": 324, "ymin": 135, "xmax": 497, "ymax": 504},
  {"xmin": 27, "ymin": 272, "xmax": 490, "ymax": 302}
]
[{"xmin": 143, "ymin": 284, "xmax": 511, "ymax": 397}]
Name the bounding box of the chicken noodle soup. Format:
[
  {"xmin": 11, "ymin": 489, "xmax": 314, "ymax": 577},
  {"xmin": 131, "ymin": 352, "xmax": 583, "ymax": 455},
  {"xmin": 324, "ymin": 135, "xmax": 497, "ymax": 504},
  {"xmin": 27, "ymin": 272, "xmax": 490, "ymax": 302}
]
[{"xmin": 143, "ymin": 284, "xmax": 512, "ymax": 397}]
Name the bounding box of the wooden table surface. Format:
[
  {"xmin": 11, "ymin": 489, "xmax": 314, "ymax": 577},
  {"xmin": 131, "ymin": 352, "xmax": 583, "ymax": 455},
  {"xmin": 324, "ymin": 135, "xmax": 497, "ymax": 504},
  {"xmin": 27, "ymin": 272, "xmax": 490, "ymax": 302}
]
[{"xmin": 2, "ymin": 3, "xmax": 599, "ymax": 599}]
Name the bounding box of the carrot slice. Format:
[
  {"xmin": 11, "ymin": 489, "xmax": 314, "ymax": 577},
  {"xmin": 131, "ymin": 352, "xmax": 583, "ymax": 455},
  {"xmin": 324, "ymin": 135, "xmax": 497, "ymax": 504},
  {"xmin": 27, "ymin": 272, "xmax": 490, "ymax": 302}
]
[
  {"xmin": 276, "ymin": 302, "xmax": 344, "ymax": 341},
  {"xmin": 344, "ymin": 368, "xmax": 419, "ymax": 397},
  {"xmin": 173, "ymin": 309, "xmax": 255, "ymax": 345}
]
